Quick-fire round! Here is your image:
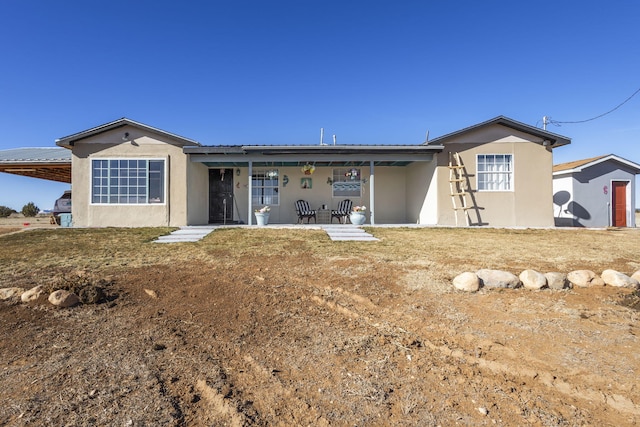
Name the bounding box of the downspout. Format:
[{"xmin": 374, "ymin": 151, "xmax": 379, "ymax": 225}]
[
  {"xmin": 369, "ymin": 160, "xmax": 375, "ymax": 225},
  {"xmin": 248, "ymin": 161, "xmax": 253, "ymax": 225}
]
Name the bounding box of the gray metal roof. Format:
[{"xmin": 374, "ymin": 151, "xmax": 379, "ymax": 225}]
[
  {"xmin": 0, "ymin": 147, "xmax": 71, "ymax": 162},
  {"xmin": 0, "ymin": 148, "xmax": 71, "ymax": 183},
  {"xmin": 185, "ymin": 144, "xmax": 444, "ymax": 167}
]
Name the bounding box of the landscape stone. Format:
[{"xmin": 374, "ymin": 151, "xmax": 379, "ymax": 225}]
[
  {"xmin": 453, "ymin": 272, "xmax": 480, "ymax": 292},
  {"xmin": 21, "ymin": 285, "xmax": 44, "ymax": 302},
  {"xmin": 48, "ymin": 290, "xmax": 80, "ymax": 307},
  {"xmin": 601, "ymin": 270, "xmax": 639, "ymax": 288},
  {"xmin": 567, "ymin": 270, "xmax": 604, "ymax": 288},
  {"xmin": 0, "ymin": 287, "xmax": 26, "ymax": 301},
  {"xmin": 519, "ymin": 269, "xmax": 547, "ymax": 290},
  {"xmin": 631, "ymin": 270, "xmax": 640, "ymax": 284},
  {"xmin": 545, "ymin": 272, "xmax": 569, "ymax": 290},
  {"xmin": 476, "ymin": 269, "xmax": 521, "ymax": 289}
]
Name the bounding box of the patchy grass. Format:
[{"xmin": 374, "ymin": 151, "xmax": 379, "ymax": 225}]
[{"xmin": 1, "ymin": 225, "xmax": 640, "ymax": 426}]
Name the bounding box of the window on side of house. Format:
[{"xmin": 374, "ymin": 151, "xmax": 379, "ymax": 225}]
[
  {"xmin": 91, "ymin": 159, "xmax": 165, "ymax": 204},
  {"xmin": 252, "ymin": 168, "xmax": 279, "ymax": 206},
  {"xmin": 477, "ymin": 154, "xmax": 513, "ymax": 191},
  {"xmin": 332, "ymin": 168, "xmax": 362, "ymax": 197}
]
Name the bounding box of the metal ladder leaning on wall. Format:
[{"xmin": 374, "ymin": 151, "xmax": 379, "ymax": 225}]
[{"xmin": 448, "ymin": 152, "xmax": 470, "ymax": 226}]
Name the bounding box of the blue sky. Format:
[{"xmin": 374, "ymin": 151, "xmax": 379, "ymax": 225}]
[{"xmin": 1, "ymin": 0, "xmax": 639, "ymax": 211}]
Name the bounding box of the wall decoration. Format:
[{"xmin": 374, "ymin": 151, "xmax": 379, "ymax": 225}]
[
  {"xmin": 301, "ymin": 178, "xmax": 312, "ymax": 189},
  {"xmin": 301, "ymin": 164, "xmax": 315, "ymax": 175}
]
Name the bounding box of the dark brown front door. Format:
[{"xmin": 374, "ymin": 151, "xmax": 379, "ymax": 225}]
[
  {"xmin": 612, "ymin": 181, "xmax": 627, "ymax": 227},
  {"xmin": 209, "ymin": 169, "xmax": 234, "ymax": 223}
]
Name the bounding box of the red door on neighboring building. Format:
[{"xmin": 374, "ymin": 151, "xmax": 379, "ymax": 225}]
[{"xmin": 612, "ymin": 181, "xmax": 627, "ymax": 227}]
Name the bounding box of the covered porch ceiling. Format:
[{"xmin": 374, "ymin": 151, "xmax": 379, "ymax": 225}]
[
  {"xmin": 200, "ymin": 160, "xmax": 416, "ymax": 167},
  {"xmin": 185, "ymin": 144, "xmax": 443, "ymax": 168}
]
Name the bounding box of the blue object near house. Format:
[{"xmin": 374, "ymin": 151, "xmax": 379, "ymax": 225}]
[{"xmin": 59, "ymin": 213, "xmax": 72, "ymax": 228}]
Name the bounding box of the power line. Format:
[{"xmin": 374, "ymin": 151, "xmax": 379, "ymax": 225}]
[{"xmin": 545, "ymin": 86, "xmax": 640, "ymax": 128}]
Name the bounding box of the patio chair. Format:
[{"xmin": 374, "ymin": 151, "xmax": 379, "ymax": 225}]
[
  {"xmin": 295, "ymin": 199, "xmax": 316, "ymax": 223},
  {"xmin": 331, "ymin": 199, "xmax": 352, "ymax": 224}
]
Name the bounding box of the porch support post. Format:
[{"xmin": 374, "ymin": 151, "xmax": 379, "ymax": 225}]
[
  {"xmin": 248, "ymin": 161, "xmax": 253, "ymax": 225},
  {"xmin": 369, "ymin": 160, "xmax": 375, "ymax": 225}
]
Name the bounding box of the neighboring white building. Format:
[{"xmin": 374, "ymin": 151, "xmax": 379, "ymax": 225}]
[{"xmin": 553, "ymin": 154, "xmax": 640, "ymax": 227}]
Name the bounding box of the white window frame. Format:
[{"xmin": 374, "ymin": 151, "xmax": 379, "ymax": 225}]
[
  {"xmin": 477, "ymin": 154, "xmax": 513, "ymax": 191},
  {"xmin": 332, "ymin": 168, "xmax": 362, "ymax": 198},
  {"xmin": 91, "ymin": 158, "xmax": 166, "ymax": 205},
  {"xmin": 251, "ymin": 168, "xmax": 280, "ymax": 206}
]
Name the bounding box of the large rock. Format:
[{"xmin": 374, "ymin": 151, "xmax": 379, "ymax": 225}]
[
  {"xmin": 21, "ymin": 285, "xmax": 45, "ymax": 302},
  {"xmin": 48, "ymin": 290, "xmax": 80, "ymax": 308},
  {"xmin": 519, "ymin": 270, "xmax": 547, "ymax": 290},
  {"xmin": 632, "ymin": 271, "xmax": 640, "ymax": 283},
  {"xmin": 476, "ymin": 269, "xmax": 521, "ymax": 289},
  {"xmin": 601, "ymin": 270, "xmax": 640, "ymax": 288},
  {"xmin": 567, "ymin": 270, "xmax": 604, "ymax": 288},
  {"xmin": 453, "ymin": 272, "xmax": 480, "ymax": 292},
  {"xmin": 545, "ymin": 272, "xmax": 569, "ymax": 290},
  {"xmin": 0, "ymin": 287, "xmax": 26, "ymax": 301}
]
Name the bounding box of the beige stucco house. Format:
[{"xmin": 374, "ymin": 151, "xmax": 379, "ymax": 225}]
[{"xmin": 50, "ymin": 116, "xmax": 570, "ymax": 227}]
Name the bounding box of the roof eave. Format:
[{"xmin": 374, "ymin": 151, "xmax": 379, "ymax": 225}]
[
  {"xmin": 55, "ymin": 118, "xmax": 201, "ymax": 148},
  {"xmin": 184, "ymin": 144, "xmax": 444, "ymax": 155},
  {"xmin": 554, "ymin": 154, "xmax": 640, "ymax": 175},
  {"xmin": 428, "ymin": 115, "xmax": 571, "ymax": 147}
]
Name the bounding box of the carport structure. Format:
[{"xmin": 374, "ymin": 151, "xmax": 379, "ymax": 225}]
[{"xmin": 0, "ymin": 147, "xmax": 71, "ymax": 183}]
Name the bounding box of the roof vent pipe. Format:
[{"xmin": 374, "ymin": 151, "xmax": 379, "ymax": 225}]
[{"xmin": 333, "ymin": 134, "xmax": 336, "ymax": 145}]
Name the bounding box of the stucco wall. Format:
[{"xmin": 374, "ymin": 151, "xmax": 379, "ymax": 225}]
[
  {"xmin": 220, "ymin": 165, "xmax": 421, "ymax": 224},
  {"xmin": 552, "ymin": 174, "xmax": 575, "ymax": 226},
  {"xmin": 435, "ymin": 125, "xmax": 555, "ymax": 227},
  {"xmin": 70, "ymin": 126, "xmax": 192, "ymax": 227},
  {"xmin": 229, "ymin": 166, "xmax": 371, "ymax": 224},
  {"xmin": 186, "ymin": 162, "xmax": 210, "ymax": 225},
  {"xmin": 406, "ymin": 160, "xmax": 437, "ymax": 224}
]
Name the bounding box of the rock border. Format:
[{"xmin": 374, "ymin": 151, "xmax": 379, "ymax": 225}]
[{"xmin": 453, "ymin": 269, "xmax": 640, "ymax": 292}]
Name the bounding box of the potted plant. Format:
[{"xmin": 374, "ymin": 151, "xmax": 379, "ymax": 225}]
[
  {"xmin": 301, "ymin": 164, "xmax": 315, "ymax": 175},
  {"xmin": 254, "ymin": 206, "xmax": 271, "ymax": 226},
  {"xmin": 349, "ymin": 205, "xmax": 366, "ymax": 225}
]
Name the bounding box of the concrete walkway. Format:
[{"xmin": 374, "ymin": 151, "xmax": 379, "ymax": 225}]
[
  {"xmin": 320, "ymin": 225, "xmax": 379, "ymax": 241},
  {"xmin": 154, "ymin": 226, "xmax": 219, "ymax": 243},
  {"xmin": 154, "ymin": 224, "xmax": 378, "ymax": 243}
]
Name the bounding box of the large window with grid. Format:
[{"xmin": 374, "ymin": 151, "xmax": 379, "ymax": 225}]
[
  {"xmin": 252, "ymin": 168, "xmax": 279, "ymax": 206},
  {"xmin": 477, "ymin": 154, "xmax": 513, "ymax": 191},
  {"xmin": 332, "ymin": 168, "xmax": 362, "ymax": 197},
  {"xmin": 91, "ymin": 159, "xmax": 165, "ymax": 204}
]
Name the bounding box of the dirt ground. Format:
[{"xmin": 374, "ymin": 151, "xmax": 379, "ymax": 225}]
[{"xmin": 0, "ymin": 220, "xmax": 639, "ymax": 426}]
